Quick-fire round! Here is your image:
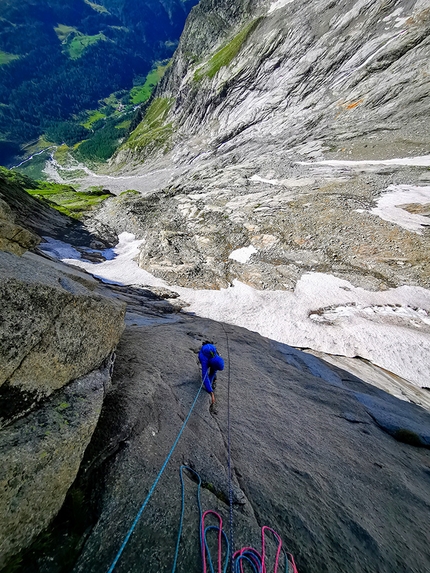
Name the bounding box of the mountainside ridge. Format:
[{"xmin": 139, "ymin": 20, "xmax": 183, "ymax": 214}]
[{"xmin": 123, "ymin": 0, "xmax": 430, "ymax": 161}]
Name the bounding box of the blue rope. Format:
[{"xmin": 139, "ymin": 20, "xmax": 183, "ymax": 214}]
[
  {"xmin": 171, "ymin": 465, "xmax": 231, "ymax": 573},
  {"xmin": 107, "ymin": 383, "xmax": 204, "ymax": 573},
  {"xmin": 171, "ymin": 465, "xmax": 203, "ymax": 573},
  {"xmin": 203, "ymin": 525, "xmax": 230, "ymax": 573},
  {"xmin": 233, "ymin": 551, "xmax": 262, "ymax": 573}
]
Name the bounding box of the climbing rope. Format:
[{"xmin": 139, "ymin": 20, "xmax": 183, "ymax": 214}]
[
  {"xmin": 171, "ymin": 465, "xmax": 203, "ymax": 573},
  {"xmin": 107, "ymin": 346, "xmax": 299, "ymax": 573},
  {"xmin": 202, "ymin": 511, "xmax": 230, "ymax": 573},
  {"xmin": 232, "ymin": 526, "xmax": 298, "ymax": 573},
  {"xmin": 171, "ymin": 466, "xmax": 230, "ymax": 573},
  {"xmin": 171, "ymin": 464, "xmax": 295, "ymax": 573},
  {"xmin": 221, "ymin": 323, "xmax": 234, "ymax": 573},
  {"xmin": 107, "ymin": 382, "xmax": 205, "ymax": 573}
]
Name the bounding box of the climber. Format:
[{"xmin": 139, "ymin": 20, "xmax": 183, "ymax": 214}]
[{"xmin": 198, "ymin": 342, "xmax": 224, "ymax": 405}]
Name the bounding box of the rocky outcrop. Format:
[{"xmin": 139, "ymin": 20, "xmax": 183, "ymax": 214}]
[
  {"xmin": 0, "ymin": 363, "xmax": 112, "ymax": 570},
  {"xmin": 0, "ymin": 186, "xmax": 126, "ymax": 566},
  {"xmin": 0, "ymin": 168, "xmax": 115, "ymax": 249},
  {"xmin": 0, "ymin": 249, "xmax": 125, "ymax": 566},
  {"xmin": 0, "ymin": 250, "xmax": 126, "ymax": 424},
  {"xmin": 0, "ymin": 248, "xmax": 125, "ymax": 566},
  {"xmin": 156, "ymin": 0, "xmax": 430, "ymax": 155},
  {"xmin": 0, "ymin": 197, "xmax": 40, "ymax": 255}
]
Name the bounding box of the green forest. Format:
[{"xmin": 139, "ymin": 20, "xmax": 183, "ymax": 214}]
[{"xmin": 0, "ymin": 0, "xmax": 198, "ymax": 166}]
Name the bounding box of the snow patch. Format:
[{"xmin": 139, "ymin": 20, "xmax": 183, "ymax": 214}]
[
  {"xmin": 309, "ymin": 303, "xmax": 430, "ymax": 328},
  {"xmin": 229, "ymin": 245, "xmax": 258, "ymax": 263},
  {"xmin": 250, "ymin": 174, "xmax": 316, "ymax": 188},
  {"xmin": 40, "ymin": 232, "xmax": 166, "ymax": 287},
  {"xmin": 370, "ymin": 185, "xmax": 430, "ymax": 233},
  {"xmin": 41, "ymin": 237, "xmax": 82, "ymax": 260},
  {"xmin": 250, "ymin": 175, "xmax": 281, "ymax": 185},
  {"xmin": 180, "ymin": 275, "xmax": 430, "ymax": 388},
  {"xmin": 382, "ymin": 8, "xmax": 404, "ymax": 22},
  {"xmin": 394, "ymin": 17, "xmax": 410, "ymax": 28},
  {"xmin": 268, "ymin": 0, "xmax": 294, "ymax": 14}
]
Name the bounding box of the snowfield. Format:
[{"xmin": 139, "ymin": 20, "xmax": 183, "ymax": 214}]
[{"xmin": 41, "ymin": 232, "xmax": 430, "ymax": 389}]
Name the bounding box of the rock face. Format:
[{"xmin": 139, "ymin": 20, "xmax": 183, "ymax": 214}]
[
  {"xmin": 0, "ymin": 249, "xmax": 125, "ymax": 566},
  {"xmin": 0, "ymin": 197, "xmax": 40, "ymax": 255},
  {"xmin": 0, "ymin": 364, "xmax": 112, "ymax": 570},
  {"xmin": 0, "ymin": 169, "xmax": 115, "ymax": 249},
  {"xmin": 16, "ymin": 312, "xmax": 430, "ymax": 573},
  {"xmin": 0, "ymin": 179, "xmax": 126, "ymax": 566}
]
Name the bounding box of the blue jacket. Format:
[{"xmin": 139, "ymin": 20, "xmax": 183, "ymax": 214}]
[{"xmin": 198, "ymin": 344, "xmax": 224, "ymax": 393}]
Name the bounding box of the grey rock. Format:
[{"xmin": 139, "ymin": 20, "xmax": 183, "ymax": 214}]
[
  {"xmin": 355, "ymin": 391, "xmax": 430, "ymax": 447},
  {"xmin": 0, "ymin": 363, "xmax": 109, "ymax": 569},
  {"xmin": 0, "ymin": 197, "xmax": 40, "ymax": 255},
  {"xmin": 272, "ymin": 341, "xmax": 345, "ymax": 387}
]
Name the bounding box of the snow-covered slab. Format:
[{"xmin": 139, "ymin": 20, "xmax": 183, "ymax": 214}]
[
  {"xmin": 370, "ymin": 184, "xmax": 430, "ymax": 233},
  {"xmin": 40, "ymin": 234, "xmax": 430, "ymax": 389}
]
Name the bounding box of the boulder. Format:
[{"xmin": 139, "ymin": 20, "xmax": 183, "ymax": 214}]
[{"xmin": 0, "ymin": 249, "xmax": 125, "ymax": 567}]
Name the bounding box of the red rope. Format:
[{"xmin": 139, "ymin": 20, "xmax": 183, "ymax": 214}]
[
  {"xmin": 201, "ymin": 510, "xmax": 224, "ymax": 573},
  {"xmin": 233, "ymin": 526, "xmax": 298, "ymax": 573}
]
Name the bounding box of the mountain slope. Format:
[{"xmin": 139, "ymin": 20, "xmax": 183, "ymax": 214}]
[{"xmin": 119, "ymin": 0, "xmax": 430, "ymax": 162}]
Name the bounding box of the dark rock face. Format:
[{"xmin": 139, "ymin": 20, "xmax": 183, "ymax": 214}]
[
  {"xmin": 1, "ymin": 241, "xmax": 428, "ymax": 573},
  {"xmin": 0, "ymin": 364, "xmax": 112, "ymax": 570},
  {"xmin": 17, "ymin": 315, "xmax": 430, "ymax": 573},
  {"xmin": 0, "ymin": 248, "xmax": 125, "ymax": 566}
]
